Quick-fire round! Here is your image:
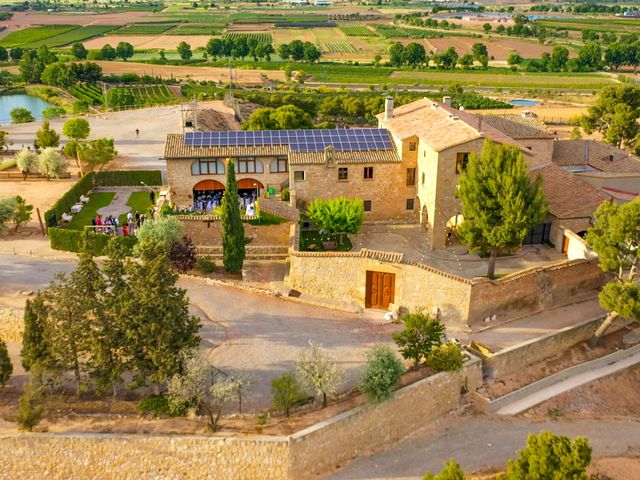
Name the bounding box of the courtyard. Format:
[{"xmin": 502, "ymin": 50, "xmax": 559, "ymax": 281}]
[{"xmin": 351, "ymin": 223, "xmax": 567, "ymax": 278}]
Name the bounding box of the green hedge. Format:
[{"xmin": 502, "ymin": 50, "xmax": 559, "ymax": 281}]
[
  {"xmin": 94, "ymin": 170, "xmax": 162, "ymax": 187},
  {"xmin": 48, "ymin": 227, "xmax": 137, "ymax": 255},
  {"xmin": 44, "ymin": 172, "xmax": 94, "ymax": 227}
]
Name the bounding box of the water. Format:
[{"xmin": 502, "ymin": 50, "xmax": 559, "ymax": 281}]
[
  {"xmin": 0, "ymin": 94, "xmax": 56, "ymax": 124},
  {"xmin": 509, "ymin": 99, "xmax": 540, "ymax": 107}
]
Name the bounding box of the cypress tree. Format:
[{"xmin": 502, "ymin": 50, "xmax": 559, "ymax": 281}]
[
  {"xmin": 221, "ymin": 160, "xmax": 246, "ymax": 273},
  {"xmin": 0, "ymin": 338, "xmax": 12, "ymax": 387},
  {"xmin": 457, "ymin": 140, "xmax": 547, "ymax": 279},
  {"xmin": 21, "ymin": 295, "xmax": 51, "ymax": 371}
]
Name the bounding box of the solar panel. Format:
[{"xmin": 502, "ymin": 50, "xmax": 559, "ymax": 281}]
[{"xmin": 184, "ymin": 129, "xmax": 394, "ymax": 152}]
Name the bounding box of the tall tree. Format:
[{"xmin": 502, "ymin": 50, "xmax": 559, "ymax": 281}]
[
  {"xmin": 21, "ymin": 295, "xmax": 51, "ymax": 371},
  {"xmin": 221, "ymin": 160, "xmax": 246, "ymax": 273},
  {"xmin": 116, "ymin": 42, "xmax": 134, "ymax": 61},
  {"xmin": 0, "ymin": 338, "xmax": 12, "ymax": 387},
  {"xmin": 76, "ymin": 138, "xmax": 117, "ymax": 172},
  {"xmin": 34, "ymin": 121, "xmax": 60, "ymax": 149},
  {"xmin": 585, "ymin": 197, "xmax": 640, "ymax": 346},
  {"xmin": 71, "ymin": 42, "xmax": 88, "ymax": 60},
  {"xmin": 306, "ymin": 197, "xmax": 364, "ymax": 246},
  {"xmin": 177, "ymin": 41, "xmax": 192, "ymax": 61},
  {"xmin": 457, "ymin": 140, "xmax": 547, "ymax": 279},
  {"xmin": 123, "ymin": 242, "xmax": 200, "ymax": 387}
]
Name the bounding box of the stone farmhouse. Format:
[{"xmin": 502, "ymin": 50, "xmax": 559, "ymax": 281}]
[{"xmin": 164, "ymin": 96, "xmax": 624, "ymax": 254}]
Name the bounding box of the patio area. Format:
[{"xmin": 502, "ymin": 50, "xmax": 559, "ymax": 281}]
[{"xmin": 350, "ymin": 223, "xmax": 567, "ymax": 278}]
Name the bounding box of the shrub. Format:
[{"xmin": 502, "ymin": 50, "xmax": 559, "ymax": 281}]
[
  {"xmin": 0, "ymin": 197, "xmax": 16, "ymax": 232},
  {"xmin": 93, "ymin": 170, "xmax": 162, "ymax": 187},
  {"xmin": 195, "ymin": 256, "xmax": 216, "ymax": 273},
  {"xmin": 271, "ymin": 372, "xmax": 306, "ymax": 416},
  {"xmin": 359, "ymin": 345, "xmax": 405, "ymax": 403},
  {"xmin": 426, "ymin": 343, "xmax": 463, "ymax": 372},
  {"xmin": 136, "ymin": 216, "xmax": 183, "ymax": 254},
  {"xmin": 48, "ymin": 227, "xmax": 137, "ymax": 255},
  {"xmin": 169, "ymin": 235, "xmax": 197, "ymax": 273},
  {"xmin": 38, "ymin": 147, "xmax": 69, "ymax": 179},
  {"xmin": 392, "ymin": 312, "xmax": 445, "ymax": 365},
  {"xmin": 423, "ymin": 458, "xmax": 466, "ymax": 479},
  {"xmin": 12, "ymin": 195, "xmax": 33, "ymax": 231},
  {"xmin": 17, "ymin": 373, "xmax": 44, "ymax": 431},
  {"xmin": 15, "ymin": 150, "xmax": 38, "ymax": 179},
  {"xmin": 138, "ymin": 393, "xmax": 186, "ymax": 417},
  {"xmin": 10, "ymin": 107, "xmax": 34, "ymax": 123},
  {"xmin": 281, "ymin": 188, "xmax": 290, "ymax": 202}
]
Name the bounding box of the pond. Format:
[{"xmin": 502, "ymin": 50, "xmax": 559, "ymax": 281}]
[
  {"xmin": 0, "ymin": 94, "xmax": 55, "ymax": 124},
  {"xmin": 508, "ymin": 99, "xmax": 541, "ymax": 107}
]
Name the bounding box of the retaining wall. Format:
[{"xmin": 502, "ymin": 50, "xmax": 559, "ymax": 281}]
[
  {"xmin": 0, "ymin": 357, "xmax": 482, "ymax": 480},
  {"xmin": 468, "ymin": 314, "xmax": 632, "ymax": 379}
]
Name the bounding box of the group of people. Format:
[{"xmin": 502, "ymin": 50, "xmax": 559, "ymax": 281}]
[
  {"xmin": 187, "ymin": 192, "xmax": 258, "ymax": 214},
  {"xmin": 91, "ymin": 210, "xmax": 150, "ymax": 237}
]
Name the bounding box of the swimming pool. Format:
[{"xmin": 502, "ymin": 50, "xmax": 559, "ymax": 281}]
[{"xmin": 508, "ymin": 99, "xmax": 540, "ymax": 107}]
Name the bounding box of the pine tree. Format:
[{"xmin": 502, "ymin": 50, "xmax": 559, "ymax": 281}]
[
  {"xmin": 34, "ymin": 121, "xmax": 60, "ymax": 149},
  {"xmin": 221, "ymin": 160, "xmax": 246, "ymax": 273},
  {"xmin": 124, "ymin": 241, "xmax": 201, "ymax": 387},
  {"xmin": 21, "ymin": 295, "xmax": 51, "ymax": 371},
  {"xmin": 457, "ymin": 140, "xmax": 547, "ymax": 279},
  {"xmin": 0, "ymin": 337, "xmax": 13, "ymax": 387}
]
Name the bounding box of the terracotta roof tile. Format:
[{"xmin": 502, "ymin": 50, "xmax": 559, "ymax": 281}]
[
  {"xmin": 552, "ymin": 140, "xmax": 640, "ymax": 173},
  {"xmin": 531, "ymin": 163, "xmax": 610, "ymax": 219},
  {"xmin": 479, "ymin": 114, "xmax": 554, "ymax": 139}
]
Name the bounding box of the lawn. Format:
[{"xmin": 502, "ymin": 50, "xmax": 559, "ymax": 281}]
[
  {"xmin": 66, "ymin": 192, "xmax": 115, "ymax": 231},
  {"xmin": 246, "ymin": 211, "xmax": 288, "ymax": 226},
  {"xmin": 118, "ymin": 191, "xmax": 154, "ymax": 225},
  {"xmin": 300, "ymin": 230, "xmax": 353, "ymax": 252}
]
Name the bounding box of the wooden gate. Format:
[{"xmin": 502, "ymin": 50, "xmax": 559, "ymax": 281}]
[{"xmin": 365, "ymin": 271, "xmax": 395, "ymax": 310}]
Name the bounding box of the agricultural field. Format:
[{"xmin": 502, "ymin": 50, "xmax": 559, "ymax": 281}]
[
  {"xmin": 68, "ymin": 82, "xmax": 104, "ymax": 106},
  {"xmin": 339, "ymin": 25, "xmax": 378, "ymax": 37},
  {"xmin": 535, "ymin": 17, "xmax": 640, "ymax": 35},
  {"xmin": 372, "ymin": 24, "xmax": 445, "ymax": 39},
  {"xmin": 223, "ymin": 32, "xmax": 272, "ymax": 44},
  {"xmin": 114, "ymin": 23, "xmax": 179, "ymax": 35},
  {"xmin": 323, "ymin": 41, "xmax": 357, "ymax": 53},
  {"xmin": 229, "ymin": 12, "xmax": 328, "ymax": 24},
  {"xmin": 0, "ymin": 25, "xmax": 77, "ymax": 48},
  {"xmin": 167, "ymin": 24, "xmax": 224, "ymax": 36},
  {"xmin": 83, "ymin": 35, "xmax": 212, "ymax": 49},
  {"xmin": 424, "ymin": 37, "xmax": 556, "ymax": 62},
  {"xmin": 155, "ymin": 12, "xmax": 229, "ymax": 26},
  {"xmin": 28, "ymin": 25, "xmax": 119, "ymax": 48},
  {"xmin": 107, "ymin": 83, "xmax": 177, "ymax": 109}
]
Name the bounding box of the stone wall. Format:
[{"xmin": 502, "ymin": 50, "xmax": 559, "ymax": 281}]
[
  {"xmin": 0, "ymin": 359, "xmax": 483, "ymax": 480},
  {"xmin": 182, "ymin": 217, "xmax": 291, "ymax": 246},
  {"xmin": 289, "ymin": 356, "xmax": 482, "ymax": 478},
  {"xmin": 467, "ymin": 260, "xmax": 605, "ymax": 325},
  {"xmin": 469, "ymin": 314, "xmax": 632, "ymax": 379},
  {"xmin": 0, "ymin": 434, "xmax": 290, "ymax": 480}
]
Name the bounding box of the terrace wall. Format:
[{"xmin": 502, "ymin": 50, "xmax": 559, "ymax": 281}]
[{"xmin": 179, "ymin": 215, "xmax": 291, "ymax": 246}]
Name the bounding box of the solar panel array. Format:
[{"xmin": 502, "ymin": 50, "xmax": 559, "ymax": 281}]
[{"xmin": 183, "ymin": 129, "xmax": 394, "ymax": 152}]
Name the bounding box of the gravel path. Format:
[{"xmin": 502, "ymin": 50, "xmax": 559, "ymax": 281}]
[{"xmin": 96, "ymin": 188, "xmax": 138, "ymax": 218}]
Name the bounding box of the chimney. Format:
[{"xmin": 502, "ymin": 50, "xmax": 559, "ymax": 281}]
[
  {"xmin": 443, "ymin": 96, "xmax": 452, "ymax": 106},
  {"xmin": 384, "ymin": 96, "xmax": 394, "ymax": 120}
]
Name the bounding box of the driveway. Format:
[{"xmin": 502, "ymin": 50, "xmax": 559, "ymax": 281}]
[
  {"xmin": 0, "ymin": 255, "xmax": 400, "ymax": 412},
  {"xmin": 328, "ymin": 416, "xmax": 640, "ymax": 479}
]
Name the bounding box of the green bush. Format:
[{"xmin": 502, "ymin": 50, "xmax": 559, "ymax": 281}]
[
  {"xmin": 93, "ymin": 170, "xmax": 162, "ymax": 187},
  {"xmin": 138, "ymin": 393, "xmax": 186, "ymax": 417},
  {"xmin": 392, "ymin": 312, "xmax": 445, "ymax": 365},
  {"xmin": 44, "ymin": 172, "xmax": 94, "ymax": 226},
  {"xmin": 48, "ymin": 227, "xmax": 137, "ymax": 255},
  {"xmin": 423, "ymin": 458, "xmax": 467, "ymax": 480},
  {"xmin": 281, "ymin": 188, "xmax": 290, "ymax": 202},
  {"xmin": 426, "ymin": 343, "xmax": 463, "ymax": 372},
  {"xmin": 195, "ymin": 256, "xmax": 216, "ymax": 273},
  {"xmin": 359, "ymin": 345, "xmax": 405, "ymax": 403},
  {"xmin": 271, "ymin": 372, "xmax": 306, "ymax": 417}
]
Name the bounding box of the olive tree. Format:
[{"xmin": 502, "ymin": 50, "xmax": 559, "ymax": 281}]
[
  {"xmin": 37, "ymin": 147, "xmax": 69, "ymax": 179},
  {"xmin": 15, "ymin": 149, "xmax": 38, "ymax": 179},
  {"xmin": 295, "ymin": 341, "xmax": 344, "ymax": 407}
]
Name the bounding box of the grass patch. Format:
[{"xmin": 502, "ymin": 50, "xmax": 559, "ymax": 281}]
[
  {"xmin": 0, "ymin": 158, "xmax": 16, "ymax": 171},
  {"xmin": 28, "ymin": 25, "xmax": 118, "ymax": 48},
  {"xmin": 0, "ymin": 25, "xmax": 78, "ymax": 48},
  {"xmin": 300, "ymin": 230, "xmax": 353, "ymax": 252},
  {"xmin": 65, "ymin": 192, "xmax": 115, "ymax": 231},
  {"xmin": 245, "ymin": 211, "xmax": 288, "ymax": 226},
  {"xmin": 118, "ymin": 191, "xmax": 154, "ymax": 226}
]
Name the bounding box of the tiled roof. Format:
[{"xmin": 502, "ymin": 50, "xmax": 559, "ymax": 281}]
[
  {"xmin": 479, "ymin": 114, "xmax": 554, "ymax": 140},
  {"xmin": 552, "ymin": 140, "xmax": 640, "ymax": 173},
  {"xmin": 289, "ymin": 149, "xmax": 400, "ymax": 165},
  {"xmin": 164, "ymin": 133, "xmax": 400, "ymax": 164},
  {"xmin": 531, "ymin": 163, "xmax": 610, "ymax": 219}
]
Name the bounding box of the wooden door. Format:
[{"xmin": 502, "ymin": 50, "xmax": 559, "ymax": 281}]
[
  {"xmin": 366, "ymin": 271, "xmax": 395, "ymax": 310},
  {"xmin": 561, "ymin": 235, "xmax": 569, "ymax": 254}
]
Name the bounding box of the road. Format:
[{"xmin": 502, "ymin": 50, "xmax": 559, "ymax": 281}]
[
  {"xmin": 328, "ymin": 416, "xmax": 640, "ymax": 479},
  {"xmin": 0, "ymin": 254, "xmax": 399, "ymax": 411}
]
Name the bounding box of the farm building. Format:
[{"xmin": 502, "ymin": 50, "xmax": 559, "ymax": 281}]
[{"xmin": 163, "ymin": 96, "xmax": 616, "ymax": 252}]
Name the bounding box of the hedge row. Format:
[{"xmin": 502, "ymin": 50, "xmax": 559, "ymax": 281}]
[
  {"xmin": 93, "ymin": 170, "xmax": 162, "ymax": 187},
  {"xmin": 44, "ymin": 172, "xmax": 94, "ymax": 226},
  {"xmin": 48, "ymin": 227, "xmax": 137, "ymax": 255}
]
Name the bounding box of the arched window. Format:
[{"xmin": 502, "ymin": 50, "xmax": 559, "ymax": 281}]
[
  {"xmin": 236, "ymin": 157, "xmax": 264, "ymax": 174},
  {"xmin": 191, "ymin": 159, "xmax": 225, "ymax": 175}
]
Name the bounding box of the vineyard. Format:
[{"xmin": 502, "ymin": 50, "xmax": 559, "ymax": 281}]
[
  {"xmin": 372, "ymin": 24, "xmax": 444, "ymax": 39},
  {"xmin": 339, "ymin": 25, "xmax": 378, "ymax": 37},
  {"xmin": 115, "ymin": 23, "xmax": 178, "ymax": 35},
  {"xmin": 0, "ymin": 25, "xmax": 77, "ymax": 48},
  {"xmin": 223, "ymin": 32, "xmax": 272, "ymax": 44},
  {"xmin": 168, "ymin": 24, "xmax": 224, "ymax": 35},
  {"xmin": 69, "ymin": 83, "xmax": 104, "ymax": 106},
  {"xmin": 30, "ymin": 25, "xmax": 119, "ymax": 48},
  {"xmin": 275, "ymin": 22, "xmax": 336, "ymax": 28},
  {"xmin": 324, "ymin": 41, "xmax": 358, "ymax": 53},
  {"xmin": 107, "ymin": 84, "xmax": 177, "ymax": 109},
  {"xmin": 230, "ymin": 12, "xmax": 328, "ymax": 24}
]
